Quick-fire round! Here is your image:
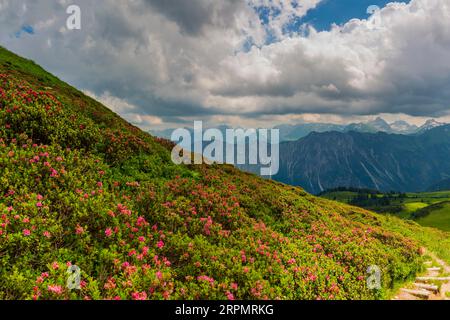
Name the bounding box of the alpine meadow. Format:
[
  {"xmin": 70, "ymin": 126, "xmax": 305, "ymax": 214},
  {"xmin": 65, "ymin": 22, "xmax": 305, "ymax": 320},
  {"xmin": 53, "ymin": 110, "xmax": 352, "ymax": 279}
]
[{"xmin": 1, "ymin": 0, "xmax": 450, "ymax": 306}]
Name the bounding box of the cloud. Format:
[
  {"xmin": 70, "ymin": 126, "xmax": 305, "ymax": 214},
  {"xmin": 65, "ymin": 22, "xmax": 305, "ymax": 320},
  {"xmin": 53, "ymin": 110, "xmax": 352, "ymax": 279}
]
[
  {"xmin": 248, "ymin": 0, "xmax": 322, "ymax": 40},
  {"xmin": 83, "ymin": 90, "xmax": 162, "ymax": 129},
  {"xmin": 143, "ymin": 0, "xmax": 247, "ymax": 36},
  {"xmin": 1, "ymin": 0, "xmax": 450, "ymax": 129}
]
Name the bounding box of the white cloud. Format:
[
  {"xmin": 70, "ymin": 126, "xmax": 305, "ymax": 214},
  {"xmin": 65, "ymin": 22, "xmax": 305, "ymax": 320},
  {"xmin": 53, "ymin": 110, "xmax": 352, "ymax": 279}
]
[
  {"xmin": 247, "ymin": 0, "xmax": 322, "ymax": 39},
  {"xmin": 1, "ymin": 0, "xmax": 450, "ymax": 129},
  {"xmin": 84, "ymin": 90, "xmax": 162, "ymax": 129}
]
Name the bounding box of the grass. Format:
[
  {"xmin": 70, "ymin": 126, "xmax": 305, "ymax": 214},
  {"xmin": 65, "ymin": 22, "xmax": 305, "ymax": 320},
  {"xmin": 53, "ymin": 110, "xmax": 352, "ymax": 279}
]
[
  {"xmin": 321, "ymin": 189, "xmax": 450, "ymax": 232},
  {"xmin": 415, "ymin": 203, "xmax": 450, "ymax": 231},
  {"xmin": 404, "ymin": 202, "xmax": 429, "ymax": 213}
]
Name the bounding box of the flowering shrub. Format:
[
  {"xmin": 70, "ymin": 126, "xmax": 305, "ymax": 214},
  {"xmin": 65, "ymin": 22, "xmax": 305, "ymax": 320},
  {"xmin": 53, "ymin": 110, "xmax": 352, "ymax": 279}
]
[{"xmin": 0, "ymin": 46, "xmax": 437, "ymax": 300}]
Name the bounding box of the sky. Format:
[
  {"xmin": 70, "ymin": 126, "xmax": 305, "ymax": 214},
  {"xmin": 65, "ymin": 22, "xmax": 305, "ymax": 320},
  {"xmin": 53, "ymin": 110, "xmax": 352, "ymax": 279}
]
[{"xmin": 1, "ymin": 0, "xmax": 450, "ymax": 130}]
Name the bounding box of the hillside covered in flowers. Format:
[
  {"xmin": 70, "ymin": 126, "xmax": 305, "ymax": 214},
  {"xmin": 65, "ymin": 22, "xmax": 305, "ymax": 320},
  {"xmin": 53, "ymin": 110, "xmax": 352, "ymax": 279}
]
[{"xmin": 1, "ymin": 46, "xmax": 449, "ymax": 300}]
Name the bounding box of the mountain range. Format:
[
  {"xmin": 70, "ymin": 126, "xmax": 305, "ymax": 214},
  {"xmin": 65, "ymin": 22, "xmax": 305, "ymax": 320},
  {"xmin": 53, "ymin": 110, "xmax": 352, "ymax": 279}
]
[
  {"xmin": 275, "ymin": 117, "xmax": 446, "ymax": 141},
  {"xmin": 151, "ymin": 117, "xmax": 445, "ymax": 143},
  {"xmin": 152, "ymin": 118, "xmax": 450, "ymax": 194},
  {"xmin": 273, "ymin": 125, "xmax": 450, "ymax": 194}
]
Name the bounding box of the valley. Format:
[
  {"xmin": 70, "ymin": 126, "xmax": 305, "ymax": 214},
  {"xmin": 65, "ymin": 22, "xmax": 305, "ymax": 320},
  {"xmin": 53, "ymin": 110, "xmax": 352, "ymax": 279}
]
[
  {"xmin": 273, "ymin": 128, "xmax": 450, "ymax": 194},
  {"xmin": 320, "ymin": 188, "xmax": 450, "ymax": 232}
]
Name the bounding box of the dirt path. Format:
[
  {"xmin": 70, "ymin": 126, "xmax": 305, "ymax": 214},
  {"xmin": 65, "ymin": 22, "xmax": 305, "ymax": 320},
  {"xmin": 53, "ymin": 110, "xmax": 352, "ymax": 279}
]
[{"xmin": 393, "ymin": 249, "xmax": 450, "ymax": 300}]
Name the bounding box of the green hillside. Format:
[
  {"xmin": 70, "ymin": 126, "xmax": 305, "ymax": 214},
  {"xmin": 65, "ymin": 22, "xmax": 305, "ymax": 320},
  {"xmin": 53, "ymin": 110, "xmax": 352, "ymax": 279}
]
[
  {"xmin": 0, "ymin": 46, "xmax": 449, "ymax": 300},
  {"xmin": 321, "ymin": 189, "xmax": 450, "ymax": 231},
  {"xmin": 413, "ymin": 202, "xmax": 450, "ymax": 232}
]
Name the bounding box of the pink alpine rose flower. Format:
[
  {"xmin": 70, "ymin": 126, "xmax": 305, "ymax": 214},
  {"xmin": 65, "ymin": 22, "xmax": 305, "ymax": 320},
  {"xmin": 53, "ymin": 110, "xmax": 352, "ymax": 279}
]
[{"xmin": 47, "ymin": 285, "xmax": 63, "ymax": 295}]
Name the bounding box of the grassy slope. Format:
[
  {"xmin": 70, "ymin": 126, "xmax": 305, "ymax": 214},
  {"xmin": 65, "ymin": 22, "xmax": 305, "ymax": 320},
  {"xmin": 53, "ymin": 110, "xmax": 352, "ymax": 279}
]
[
  {"xmin": 414, "ymin": 202, "xmax": 450, "ymax": 232},
  {"xmin": 0, "ymin": 46, "xmax": 448, "ymax": 300},
  {"xmin": 322, "ymin": 190, "xmax": 450, "ymax": 230}
]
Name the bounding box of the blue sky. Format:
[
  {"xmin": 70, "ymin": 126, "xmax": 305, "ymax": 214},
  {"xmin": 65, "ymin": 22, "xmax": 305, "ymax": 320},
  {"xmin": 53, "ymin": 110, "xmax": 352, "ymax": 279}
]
[
  {"xmin": 14, "ymin": 25, "xmax": 34, "ymax": 38},
  {"xmin": 300, "ymin": 0, "xmax": 411, "ymax": 31},
  {"xmin": 254, "ymin": 0, "xmax": 411, "ymax": 38}
]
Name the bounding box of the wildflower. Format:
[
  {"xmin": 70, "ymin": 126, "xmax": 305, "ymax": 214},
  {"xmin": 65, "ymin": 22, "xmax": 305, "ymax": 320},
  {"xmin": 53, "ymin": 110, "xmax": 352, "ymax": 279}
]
[
  {"xmin": 138, "ymin": 236, "xmax": 146, "ymax": 242},
  {"xmin": 157, "ymin": 240, "xmax": 165, "ymax": 249},
  {"xmin": 132, "ymin": 291, "xmax": 147, "ymax": 300},
  {"xmin": 50, "ymin": 169, "xmax": 58, "ymax": 177},
  {"xmin": 37, "ymin": 194, "xmax": 43, "ymax": 201},
  {"xmin": 136, "ymin": 216, "xmax": 146, "ymax": 227},
  {"xmin": 197, "ymin": 275, "xmax": 215, "ymax": 285},
  {"xmin": 36, "ymin": 202, "xmax": 43, "ymax": 208},
  {"xmin": 104, "ymin": 278, "xmax": 116, "ymax": 290},
  {"xmin": 75, "ymin": 225, "xmax": 84, "ymax": 235},
  {"xmin": 308, "ymin": 274, "xmax": 318, "ymax": 282},
  {"xmin": 156, "ymin": 271, "xmax": 163, "ymax": 280},
  {"xmin": 23, "ymin": 229, "xmax": 31, "ymax": 236},
  {"xmin": 52, "ymin": 262, "xmax": 59, "ymax": 270},
  {"xmin": 43, "ymin": 231, "xmax": 51, "ymax": 238},
  {"xmin": 226, "ymin": 291, "xmax": 235, "ymax": 300},
  {"xmin": 47, "ymin": 285, "xmax": 63, "ymax": 295},
  {"xmin": 105, "ymin": 228, "xmax": 113, "ymax": 237}
]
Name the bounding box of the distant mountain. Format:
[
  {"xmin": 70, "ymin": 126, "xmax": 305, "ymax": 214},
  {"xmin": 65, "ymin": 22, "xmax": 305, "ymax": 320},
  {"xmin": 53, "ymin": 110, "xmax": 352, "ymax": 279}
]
[
  {"xmin": 416, "ymin": 119, "xmax": 445, "ymax": 134},
  {"xmin": 390, "ymin": 120, "xmax": 419, "ymax": 134},
  {"xmin": 273, "ymin": 125, "xmax": 450, "ymax": 194},
  {"xmin": 365, "ymin": 117, "xmax": 392, "ymax": 132},
  {"xmin": 427, "ymin": 178, "xmax": 450, "ymax": 192},
  {"xmin": 153, "ymin": 118, "xmax": 446, "ymax": 143},
  {"xmin": 274, "ymin": 123, "xmax": 346, "ymax": 141},
  {"xmin": 345, "ymin": 117, "xmax": 432, "ymax": 135}
]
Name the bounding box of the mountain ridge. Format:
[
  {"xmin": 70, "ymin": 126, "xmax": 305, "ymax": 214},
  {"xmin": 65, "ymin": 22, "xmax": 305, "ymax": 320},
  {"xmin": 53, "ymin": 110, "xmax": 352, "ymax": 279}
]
[
  {"xmin": 152, "ymin": 117, "xmax": 446, "ymax": 143},
  {"xmin": 273, "ymin": 126, "xmax": 450, "ymax": 194}
]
